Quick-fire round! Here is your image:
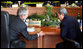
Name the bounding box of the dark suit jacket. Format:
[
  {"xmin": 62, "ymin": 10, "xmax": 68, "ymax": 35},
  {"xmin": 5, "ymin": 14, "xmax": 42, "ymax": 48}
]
[
  {"xmin": 60, "ymin": 15, "xmax": 82, "ymax": 43},
  {"xmin": 9, "ymin": 17, "xmax": 38, "ymax": 48}
]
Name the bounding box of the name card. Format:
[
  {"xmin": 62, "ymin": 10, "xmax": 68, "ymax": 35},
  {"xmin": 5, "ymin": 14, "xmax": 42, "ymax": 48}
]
[{"xmin": 29, "ymin": 21, "xmax": 41, "ymax": 27}]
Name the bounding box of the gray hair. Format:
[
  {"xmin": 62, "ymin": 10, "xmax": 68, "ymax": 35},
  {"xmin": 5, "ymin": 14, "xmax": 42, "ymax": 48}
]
[
  {"xmin": 57, "ymin": 7, "xmax": 68, "ymax": 16},
  {"xmin": 17, "ymin": 7, "xmax": 28, "ymax": 16}
]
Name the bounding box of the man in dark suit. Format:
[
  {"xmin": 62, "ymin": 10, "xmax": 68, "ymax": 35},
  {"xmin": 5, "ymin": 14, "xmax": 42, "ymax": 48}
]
[
  {"xmin": 9, "ymin": 7, "xmax": 45, "ymax": 48},
  {"xmin": 56, "ymin": 7, "xmax": 82, "ymax": 48}
]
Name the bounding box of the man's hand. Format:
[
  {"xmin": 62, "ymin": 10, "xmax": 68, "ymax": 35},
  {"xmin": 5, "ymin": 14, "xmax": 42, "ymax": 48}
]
[{"xmin": 37, "ymin": 31, "xmax": 45, "ymax": 37}]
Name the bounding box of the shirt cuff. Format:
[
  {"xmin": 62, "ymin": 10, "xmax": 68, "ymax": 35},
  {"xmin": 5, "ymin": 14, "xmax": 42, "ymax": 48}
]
[{"xmin": 37, "ymin": 33, "xmax": 40, "ymax": 37}]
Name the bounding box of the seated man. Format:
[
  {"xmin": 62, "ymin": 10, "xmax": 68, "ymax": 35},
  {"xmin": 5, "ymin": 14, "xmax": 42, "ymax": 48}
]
[
  {"xmin": 56, "ymin": 7, "xmax": 82, "ymax": 48},
  {"xmin": 9, "ymin": 7, "xmax": 45, "ymax": 48}
]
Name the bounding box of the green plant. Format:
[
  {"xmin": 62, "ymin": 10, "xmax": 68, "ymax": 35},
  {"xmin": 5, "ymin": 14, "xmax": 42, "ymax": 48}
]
[
  {"xmin": 38, "ymin": 14, "xmax": 45, "ymax": 20},
  {"xmin": 45, "ymin": 6, "xmax": 53, "ymax": 21},
  {"xmin": 28, "ymin": 14, "xmax": 45, "ymax": 20},
  {"xmin": 28, "ymin": 13, "xmax": 39, "ymax": 20},
  {"xmin": 27, "ymin": 7, "xmax": 61, "ymax": 27},
  {"xmin": 41, "ymin": 21, "xmax": 54, "ymax": 26}
]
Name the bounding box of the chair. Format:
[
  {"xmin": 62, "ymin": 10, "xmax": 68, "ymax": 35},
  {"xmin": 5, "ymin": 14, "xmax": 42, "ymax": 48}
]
[
  {"xmin": 65, "ymin": 31, "xmax": 82, "ymax": 48},
  {"xmin": 65, "ymin": 38, "xmax": 82, "ymax": 48},
  {"xmin": 9, "ymin": 14, "xmax": 17, "ymax": 25},
  {"xmin": 1, "ymin": 11, "xmax": 10, "ymax": 48},
  {"xmin": 56, "ymin": 38, "xmax": 82, "ymax": 48}
]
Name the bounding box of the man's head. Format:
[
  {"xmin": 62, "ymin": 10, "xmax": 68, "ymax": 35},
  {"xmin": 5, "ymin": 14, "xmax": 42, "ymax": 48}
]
[
  {"xmin": 57, "ymin": 7, "xmax": 68, "ymax": 21},
  {"xmin": 17, "ymin": 7, "xmax": 28, "ymax": 20}
]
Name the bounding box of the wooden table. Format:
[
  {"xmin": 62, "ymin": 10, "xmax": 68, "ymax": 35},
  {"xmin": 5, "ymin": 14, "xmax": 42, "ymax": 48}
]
[
  {"xmin": 22, "ymin": 27, "xmax": 63, "ymax": 48},
  {"xmin": 37, "ymin": 27, "xmax": 62, "ymax": 48}
]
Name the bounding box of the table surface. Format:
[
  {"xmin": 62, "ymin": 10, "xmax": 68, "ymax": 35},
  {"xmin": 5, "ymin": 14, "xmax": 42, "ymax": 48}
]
[{"xmin": 28, "ymin": 26, "xmax": 60, "ymax": 35}]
